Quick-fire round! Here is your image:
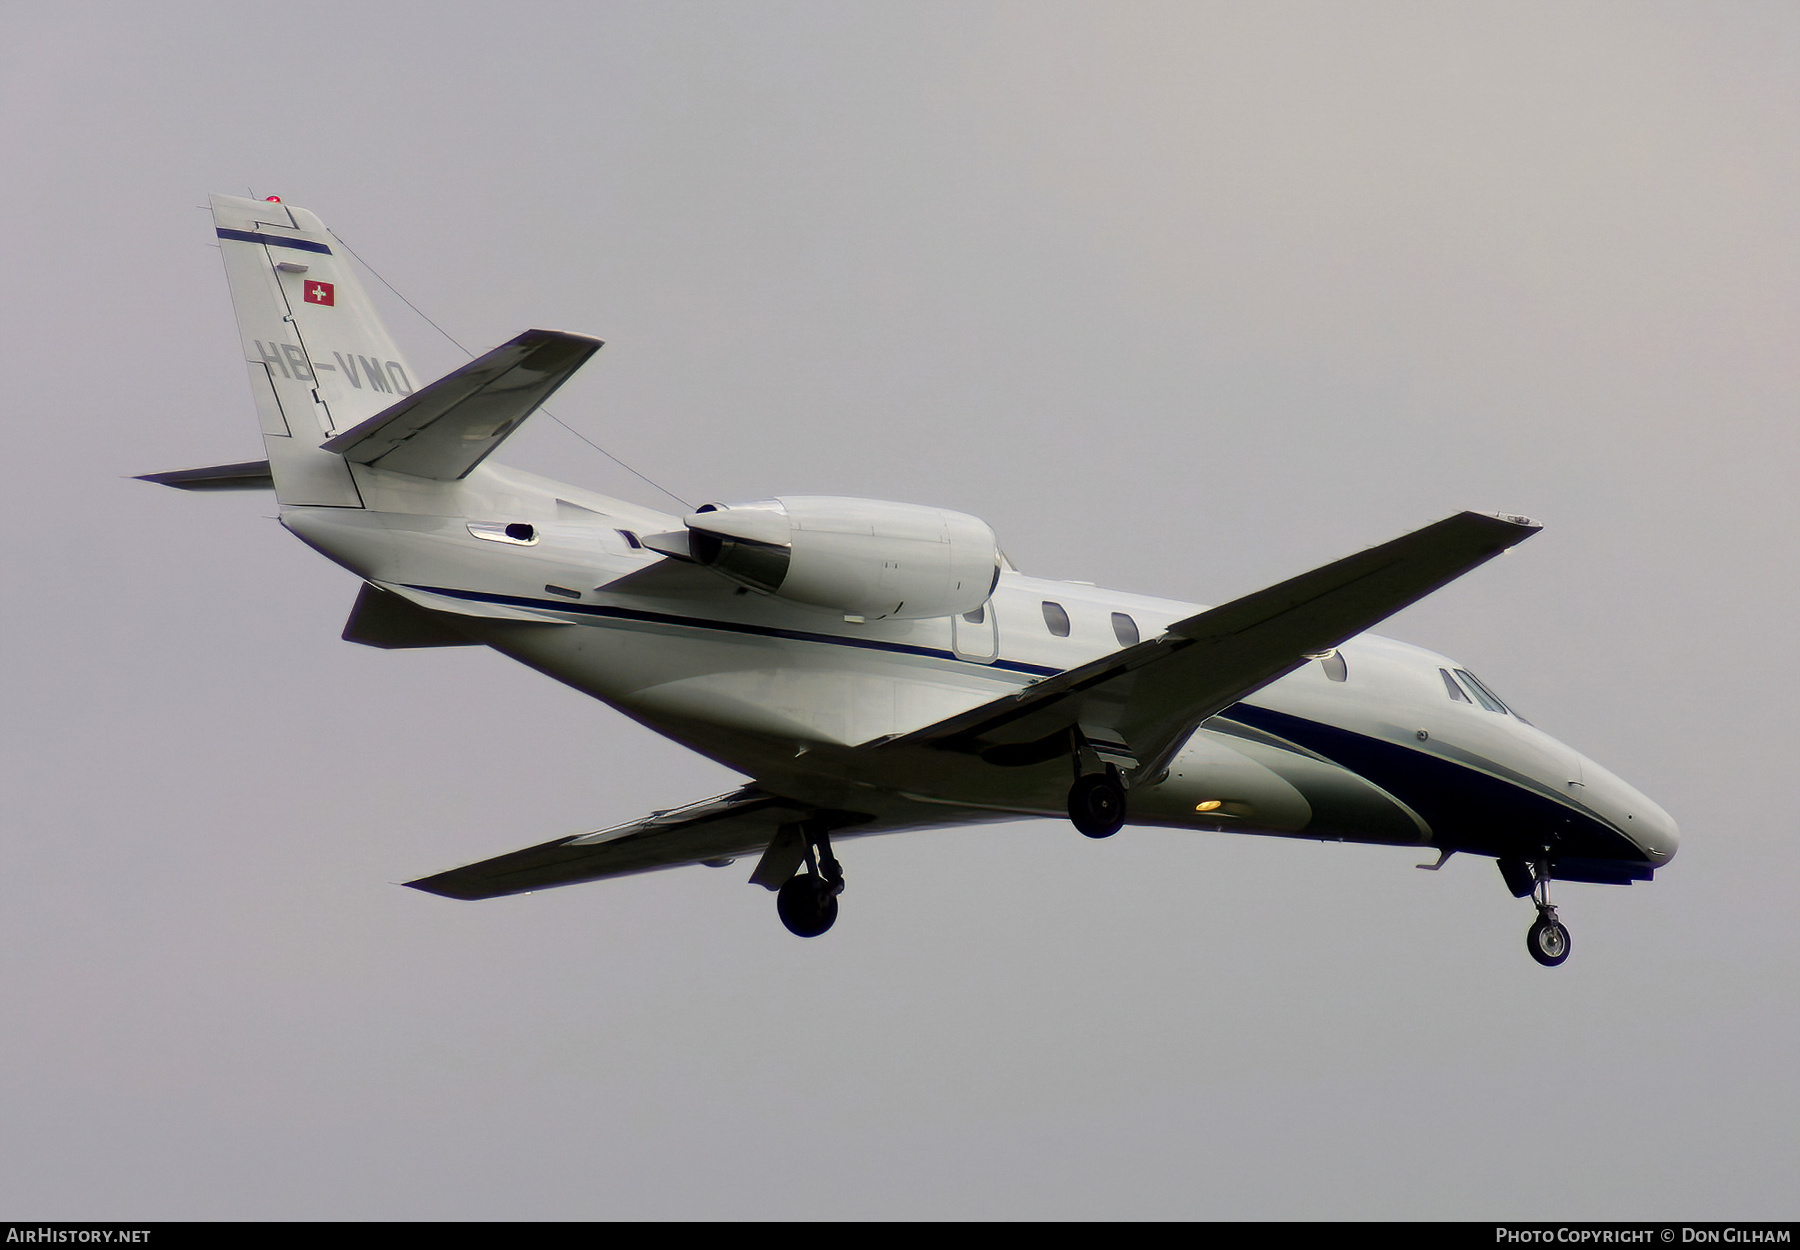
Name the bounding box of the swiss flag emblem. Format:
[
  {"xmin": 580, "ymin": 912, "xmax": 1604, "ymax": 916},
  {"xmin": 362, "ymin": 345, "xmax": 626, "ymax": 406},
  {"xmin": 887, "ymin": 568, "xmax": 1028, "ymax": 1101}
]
[{"xmin": 304, "ymin": 281, "xmax": 335, "ymax": 306}]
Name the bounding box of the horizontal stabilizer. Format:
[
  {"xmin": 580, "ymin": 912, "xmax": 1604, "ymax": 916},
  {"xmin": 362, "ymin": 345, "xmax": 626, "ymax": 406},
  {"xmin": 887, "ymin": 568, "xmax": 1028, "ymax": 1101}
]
[
  {"xmin": 136, "ymin": 460, "xmax": 273, "ymax": 491},
  {"xmin": 322, "ymin": 329, "xmax": 602, "ymax": 480},
  {"xmin": 342, "ymin": 584, "xmax": 478, "ymax": 649}
]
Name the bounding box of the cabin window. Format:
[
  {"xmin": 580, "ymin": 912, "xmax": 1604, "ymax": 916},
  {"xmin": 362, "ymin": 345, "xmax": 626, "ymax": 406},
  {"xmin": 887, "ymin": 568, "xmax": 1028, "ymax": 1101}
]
[
  {"xmin": 1440, "ymin": 668, "xmax": 1473, "ymax": 702},
  {"xmin": 1111, "ymin": 613, "xmax": 1139, "ymax": 647},
  {"xmin": 963, "ymin": 605, "xmax": 985, "ymax": 624},
  {"xmin": 1320, "ymin": 651, "xmax": 1348, "ymax": 682},
  {"xmin": 1041, "ymin": 601, "xmax": 1070, "ymax": 637}
]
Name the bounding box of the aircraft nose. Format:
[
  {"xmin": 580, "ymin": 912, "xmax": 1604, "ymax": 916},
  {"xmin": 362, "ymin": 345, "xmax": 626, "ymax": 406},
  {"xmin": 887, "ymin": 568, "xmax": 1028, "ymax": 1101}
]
[
  {"xmin": 1579, "ymin": 758, "xmax": 1679, "ymax": 865},
  {"xmin": 1614, "ymin": 791, "xmax": 1679, "ymax": 866}
]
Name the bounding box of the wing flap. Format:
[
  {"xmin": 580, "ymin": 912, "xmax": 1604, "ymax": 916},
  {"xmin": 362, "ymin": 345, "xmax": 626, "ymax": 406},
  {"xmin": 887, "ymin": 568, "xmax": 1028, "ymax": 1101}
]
[
  {"xmin": 887, "ymin": 511, "xmax": 1540, "ymax": 778},
  {"xmin": 322, "ymin": 329, "xmax": 602, "ymax": 480}
]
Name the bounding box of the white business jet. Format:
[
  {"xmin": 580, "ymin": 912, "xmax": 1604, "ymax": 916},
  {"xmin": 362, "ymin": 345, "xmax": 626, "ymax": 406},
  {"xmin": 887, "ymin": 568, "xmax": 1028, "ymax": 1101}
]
[{"xmin": 143, "ymin": 194, "xmax": 1678, "ymax": 966}]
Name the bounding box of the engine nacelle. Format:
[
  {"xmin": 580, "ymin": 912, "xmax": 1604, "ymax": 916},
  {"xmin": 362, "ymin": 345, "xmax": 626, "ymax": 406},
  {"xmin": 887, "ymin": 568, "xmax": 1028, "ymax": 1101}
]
[{"xmin": 683, "ymin": 496, "xmax": 1000, "ymax": 620}]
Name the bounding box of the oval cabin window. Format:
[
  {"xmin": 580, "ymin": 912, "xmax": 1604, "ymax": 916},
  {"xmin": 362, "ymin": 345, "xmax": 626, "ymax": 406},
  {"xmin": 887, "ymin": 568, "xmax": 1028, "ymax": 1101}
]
[{"xmin": 1041, "ymin": 601, "xmax": 1070, "ymax": 637}]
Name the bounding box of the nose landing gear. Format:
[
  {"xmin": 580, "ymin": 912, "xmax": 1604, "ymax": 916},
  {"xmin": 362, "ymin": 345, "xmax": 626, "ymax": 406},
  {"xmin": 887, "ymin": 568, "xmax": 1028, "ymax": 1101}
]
[{"xmin": 1525, "ymin": 859, "xmax": 1571, "ymax": 968}]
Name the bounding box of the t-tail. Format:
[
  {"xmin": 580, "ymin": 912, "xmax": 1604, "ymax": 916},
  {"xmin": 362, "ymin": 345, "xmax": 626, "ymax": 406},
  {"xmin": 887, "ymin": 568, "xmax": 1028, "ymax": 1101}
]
[{"xmin": 141, "ymin": 194, "xmax": 602, "ymax": 509}]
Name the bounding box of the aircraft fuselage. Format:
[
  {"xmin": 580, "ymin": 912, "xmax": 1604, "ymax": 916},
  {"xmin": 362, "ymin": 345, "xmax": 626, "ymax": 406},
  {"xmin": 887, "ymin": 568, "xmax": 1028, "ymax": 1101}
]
[{"xmin": 280, "ymin": 462, "xmax": 1677, "ymax": 881}]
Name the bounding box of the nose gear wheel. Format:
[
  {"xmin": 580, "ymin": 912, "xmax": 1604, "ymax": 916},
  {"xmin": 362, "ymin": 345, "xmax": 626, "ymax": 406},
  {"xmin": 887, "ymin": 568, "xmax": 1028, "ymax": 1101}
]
[{"xmin": 1527, "ymin": 912, "xmax": 1570, "ymax": 966}]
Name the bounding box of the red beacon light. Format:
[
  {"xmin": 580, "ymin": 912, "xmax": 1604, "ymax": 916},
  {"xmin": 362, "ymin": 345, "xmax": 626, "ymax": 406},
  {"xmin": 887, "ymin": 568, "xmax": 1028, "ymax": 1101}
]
[{"xmin": 264, "ymin": 196, "xmax": 281, "ymax": 203}]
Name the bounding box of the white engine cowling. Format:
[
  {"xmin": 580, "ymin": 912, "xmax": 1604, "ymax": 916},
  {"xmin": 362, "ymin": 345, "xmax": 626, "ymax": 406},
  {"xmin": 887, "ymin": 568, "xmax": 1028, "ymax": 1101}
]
[{"xmin": 684, "ymin": 496, "xmax": 1000, "ymax": 620}]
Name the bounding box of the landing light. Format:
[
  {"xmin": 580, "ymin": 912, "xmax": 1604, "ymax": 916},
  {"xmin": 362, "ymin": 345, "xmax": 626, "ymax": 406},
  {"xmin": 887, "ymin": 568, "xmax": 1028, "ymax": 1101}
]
[{"xmin": 1195, "ymin": 800, "xmax": 1222, "ymax": 812}]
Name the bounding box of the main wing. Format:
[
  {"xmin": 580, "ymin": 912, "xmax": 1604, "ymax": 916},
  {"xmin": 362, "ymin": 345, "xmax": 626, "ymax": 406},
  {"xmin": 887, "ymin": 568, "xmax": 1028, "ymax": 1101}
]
[
  {"xmin": 404, "ymin": 788, "xmax": 820, "ymax": 900},
  {"xmin": 880, "ymin": 511, "xmax": 1540, "ymax": 779}
]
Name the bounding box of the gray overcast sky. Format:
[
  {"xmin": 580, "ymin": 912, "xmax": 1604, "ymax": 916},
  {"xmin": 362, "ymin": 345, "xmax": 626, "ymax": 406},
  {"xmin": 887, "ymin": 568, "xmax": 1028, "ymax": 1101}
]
[{"xmin": 2, "ymin": 0, "xmax": 1796, "ymax": 1220}]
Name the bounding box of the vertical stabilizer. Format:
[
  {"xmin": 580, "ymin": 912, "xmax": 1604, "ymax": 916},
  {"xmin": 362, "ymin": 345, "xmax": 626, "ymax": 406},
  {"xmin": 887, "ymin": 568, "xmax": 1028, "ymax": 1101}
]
[{"xmin": 209, "ymin": 194, "xmax": 421, "ymax": 507}]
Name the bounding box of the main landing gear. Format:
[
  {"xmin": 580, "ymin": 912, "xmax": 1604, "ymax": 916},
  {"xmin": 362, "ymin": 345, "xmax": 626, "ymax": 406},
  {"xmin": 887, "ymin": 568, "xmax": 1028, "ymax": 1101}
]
[
  {"xmin": 1067, "ymin": 728, "xmax": 1129, "ymax": 839},
  {"xmin": 1068, "ymin": 767, "xmax": 1127, "ymax": 838},
  {"xmin": 776, "ymin": 825, "xmax": 845, "ymax": 938}
]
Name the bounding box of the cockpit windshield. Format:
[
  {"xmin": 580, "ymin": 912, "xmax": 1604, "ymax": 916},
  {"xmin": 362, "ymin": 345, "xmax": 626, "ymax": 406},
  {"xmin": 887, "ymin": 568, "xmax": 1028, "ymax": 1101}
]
[{"xmin": 1454, "ymin": 669, "xmax": 1530, "ymax": 724}]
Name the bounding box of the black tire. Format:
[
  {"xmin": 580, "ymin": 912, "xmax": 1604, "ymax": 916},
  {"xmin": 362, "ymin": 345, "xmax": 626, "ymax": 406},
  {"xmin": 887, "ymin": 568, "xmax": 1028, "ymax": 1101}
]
[
  {"xmin": 1068, "ymin": 773, "xmax": 1126, "ymax": 839},
  {"xmin": 777, "ymin": 873, "xmax": 839, "ymax": 938},
  {"xmin": 1527, "ymin": 916, "xmax": 1571, "ymax": 967}
]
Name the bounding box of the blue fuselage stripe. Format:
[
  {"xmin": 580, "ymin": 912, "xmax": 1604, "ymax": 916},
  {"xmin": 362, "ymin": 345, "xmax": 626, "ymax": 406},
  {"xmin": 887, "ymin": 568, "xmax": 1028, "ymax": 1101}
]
[
  {"xmin": 216, "ymin": 228, "xmax": 333, "ymax": 254},
  {"xmin": 404, "ymin": 584, "xmax": 1064, "ymax": 678},
  {"xmin": 409, "ymin": 584, "xmax": 1648, "ymax": 868},
  {"xmin": 1222, "ymin": 702, "xmax": 1648, "ymax": 867}
]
